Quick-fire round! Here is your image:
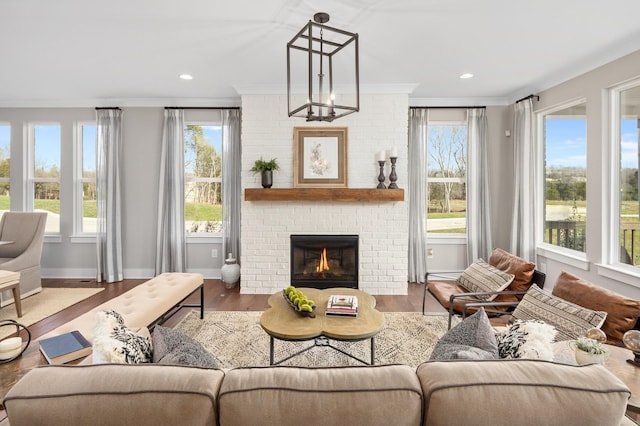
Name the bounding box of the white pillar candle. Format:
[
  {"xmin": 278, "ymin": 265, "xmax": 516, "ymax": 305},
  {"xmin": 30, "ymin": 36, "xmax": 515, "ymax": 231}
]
[
  {"xmin": 376, "ymin": 151, "xmax": 386, "ymax": 162},
  {"xmin": 0, "ymin": 336, "xmax": 22, "ymax": 360},
  {"xmin": 389, "ymin": 147, "xmax": 398, "ymax": 158}
]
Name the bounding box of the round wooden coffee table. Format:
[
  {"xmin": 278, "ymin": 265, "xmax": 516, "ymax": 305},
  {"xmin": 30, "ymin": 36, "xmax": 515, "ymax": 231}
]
[{"xmin": 260, "ymin": 288, "xmax": 385, "ymax": 365}]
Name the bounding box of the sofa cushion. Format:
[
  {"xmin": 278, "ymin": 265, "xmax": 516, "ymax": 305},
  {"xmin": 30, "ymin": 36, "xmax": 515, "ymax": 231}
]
[
  {"xmin": 495, "ymin": 320, "xmax": 557, "ymax": 360},
  {"xmin": 3, "ymin": 364, "xmax": 223, "ymax": 426},
  {"xmin": 92, "ymin": 310, "xmax": 152, "ymax": 364},
  {"xmin": 430, "ymin": 307, "xmax": 498, "ymax": 360},
  {"xmin": 551, "ymin": 271, "xmax": 640, "ymax": 344},
  {"xmin": 488, "ymin": 247, "xmax": 536, "ymax": 292},
  {"xmin": 512, "ymin": 285, "xmax": 607, "ymax": 341},
  {"xmin": 456, "ymin": 259, "xmax": 514, "ymax": 300},
  {"xmin": 416, "ymin": 360, "xmax": 630, "ymax": 426},
  {"xmin": 219, "ymin": 365, "xmax": 422, "ymax": 426},
  {"xmin": 152, "ymin": 325, "xmax": 218, "ymax": 368}
]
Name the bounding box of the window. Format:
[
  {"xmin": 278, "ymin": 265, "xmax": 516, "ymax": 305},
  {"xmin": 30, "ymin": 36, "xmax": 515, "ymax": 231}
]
[
  {"xmin": 0, "ymin": 124, "xmax": 9, "ymax": 213},
  {"xmin": 184, "ymin": 124, "xmax": 222, "ymax": 234},
  {"xmin": 426, "ymin": 111, "xmax": 467, "ymax": 235},
  {"xmin": 30, "ymin": 124, "xmax": 61, "ymax": 233},
  {"xmin": 613, "ymin": 82, "xmax": 640, "ymax": 267},
  {"xmin": 77, "ymin": 123, "xmax": 96, "ymax": 233},
  {"xmin": 540, "ymin": 101, "xmax": 587, "ymax": 253}
]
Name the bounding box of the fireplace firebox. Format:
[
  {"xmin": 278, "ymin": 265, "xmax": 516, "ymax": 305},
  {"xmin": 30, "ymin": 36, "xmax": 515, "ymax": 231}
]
[{"xmin": 290, "ymin": 235, "xmax": 358, "ymax": 289}]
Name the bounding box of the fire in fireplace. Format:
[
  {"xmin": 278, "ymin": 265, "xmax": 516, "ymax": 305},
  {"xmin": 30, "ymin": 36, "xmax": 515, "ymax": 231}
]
[{"xmin": 290, "ymin": 234, "xmax": 358, "ymax": 289}]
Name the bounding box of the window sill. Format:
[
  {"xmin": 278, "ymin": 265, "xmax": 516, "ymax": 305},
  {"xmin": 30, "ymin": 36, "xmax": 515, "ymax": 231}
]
[
  {"xmin": 70, "ymin": 235, "xmax": 97, "ymax": 244},
  {"xmin": 187, "ymin": 234, "xmax": 222, "ymax": 244},
  {"xmin": 596, "ymin": 264, "xmax": 640, "ymax": 289},
  {"xmin": 536, "ymin": 244, "xmax": 589, "ymax": 271},
  {"xmin": 43, "ymin": 234, "xmax": 62, "ymax": 244}
]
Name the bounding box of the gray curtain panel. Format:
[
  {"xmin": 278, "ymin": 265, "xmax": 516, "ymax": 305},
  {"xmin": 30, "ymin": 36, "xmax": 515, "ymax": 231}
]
[
  {"xmin": 408, "ymin": 108, "xmax": 428, "ymax": 283},
  {"xmin": 155, "ymin": 109, "xmax": 186, "ymax": 274},
  {"xmin": 95, "ymin": 109, "xmax": 124, "ymax": 283},
  {"xmin": 510, "ymin": 98, "xmax": 537, "ymax": 262},
  {"xmin": 466, "ymin": 108, "xmax": 493, "ymax": 263},
  {"xmin": 222, "ymin": 109, "xmax": 241, "ymax": 266}
]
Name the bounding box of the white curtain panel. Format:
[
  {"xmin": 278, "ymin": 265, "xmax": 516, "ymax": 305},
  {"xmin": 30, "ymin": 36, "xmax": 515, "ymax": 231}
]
[
  {"xmin": 95, "ymin": 108, "xmax": 124, "ymax": 283},
  {"xmin": 407, "ymin": 108, "xmax": 428, "ymax": 283},
  {"xmin": 155, "ymin": 109, "xmax": 186, "ymax": 274},
  {"xmin": 466, "ymin": 108, "xmax": 493, "ymax": 263},
  {"xmin": 221, "ymin": 109, "xmax": 241, "ymax": 265},
  {"xmin": 510, "ymin": 98, "xmax": 537, "ymax": 262}
]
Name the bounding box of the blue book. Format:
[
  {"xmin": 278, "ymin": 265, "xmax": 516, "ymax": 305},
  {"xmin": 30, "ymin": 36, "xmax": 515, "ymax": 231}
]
[{"xmin": 39, "ymin": 330, "xmax": 92, "ymax": 364}]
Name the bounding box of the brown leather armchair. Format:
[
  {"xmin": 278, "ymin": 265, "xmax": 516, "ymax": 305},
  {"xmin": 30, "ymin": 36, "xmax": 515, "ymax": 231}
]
[{"xmin": 424, "ymin": 248, "xmax": 546, "ymax": 329}]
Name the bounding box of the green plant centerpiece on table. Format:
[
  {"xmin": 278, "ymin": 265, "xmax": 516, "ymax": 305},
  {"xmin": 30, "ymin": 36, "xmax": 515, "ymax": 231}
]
[
  {"xmin": 572, "ymin": 336, "xmax": 609, "ymax": 365},
  {"xmin": 284, "ymin": 285, "xmax": 316, "ymax": 316},
  {"xmin": 250, "ymin": 157, "xmax": 280, "ymax": 188}
]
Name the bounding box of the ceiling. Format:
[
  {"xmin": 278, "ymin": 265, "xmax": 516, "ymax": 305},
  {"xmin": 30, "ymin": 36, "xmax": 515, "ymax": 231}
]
[{"xmin": 2, "ymin": 0, "xmax": 640, "ymax": 107}]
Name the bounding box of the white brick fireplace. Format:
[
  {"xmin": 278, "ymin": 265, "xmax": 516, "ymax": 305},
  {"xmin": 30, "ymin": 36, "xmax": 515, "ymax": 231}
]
[{"xmin": 239, "ymin": 93, "xmax": 410, "ymax": 295}]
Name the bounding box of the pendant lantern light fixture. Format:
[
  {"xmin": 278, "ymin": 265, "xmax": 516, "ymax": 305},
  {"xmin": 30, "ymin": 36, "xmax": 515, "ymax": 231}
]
[{"xmin": 287, "ymin": 12, "xmax": 359, "ymax": 122}]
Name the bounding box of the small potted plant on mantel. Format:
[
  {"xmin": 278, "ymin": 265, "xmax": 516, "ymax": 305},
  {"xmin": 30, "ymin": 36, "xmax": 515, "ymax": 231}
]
[{"xmin": 250, "ymin": 157, "xmax": 280, "ymax": 188}]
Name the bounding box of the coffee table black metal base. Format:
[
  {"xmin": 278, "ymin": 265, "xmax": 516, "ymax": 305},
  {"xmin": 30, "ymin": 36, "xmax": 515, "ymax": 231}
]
[{"xmin": 269, "ymin": 335, "xmax": 375, "ymax": 366}]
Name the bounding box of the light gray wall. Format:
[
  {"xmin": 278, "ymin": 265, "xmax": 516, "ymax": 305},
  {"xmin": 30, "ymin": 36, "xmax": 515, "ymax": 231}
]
[{"xmin": 0, "ymin": 107, "xmax": 223, "ymax": 279}]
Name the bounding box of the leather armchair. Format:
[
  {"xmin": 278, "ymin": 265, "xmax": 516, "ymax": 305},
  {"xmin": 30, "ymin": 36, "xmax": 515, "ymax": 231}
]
[{"xmin": 0, "ymin": 212, "xmax": 47, "ymax": 305}]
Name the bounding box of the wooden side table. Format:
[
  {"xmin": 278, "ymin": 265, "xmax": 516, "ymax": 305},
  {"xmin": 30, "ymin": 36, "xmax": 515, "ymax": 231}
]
[{"xmin": 0, "ymin": 271, "xmax": 21, "ymax": 317}]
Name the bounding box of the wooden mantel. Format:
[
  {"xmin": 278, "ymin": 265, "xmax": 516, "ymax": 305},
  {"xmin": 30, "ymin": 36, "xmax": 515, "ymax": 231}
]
[{"xmin": 244, "ymin": 188, "xmax": 404, "ymax": 202}]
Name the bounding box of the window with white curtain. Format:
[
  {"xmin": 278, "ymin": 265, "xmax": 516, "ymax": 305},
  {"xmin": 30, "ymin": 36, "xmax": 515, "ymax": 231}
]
[
  {"xmin": 29, "ymin": 123, "xmax": 61, "ymax": 233},
  {"xmin": 539, "ymin": 101, "xmax": 587, "ymax": 254},
  {"xmin": 0, "ymin": 124, "xmax": 9, "ymax": 212},
  {"xmin": 75, "ymin": 122, "xmax": 97, "ymax": 234},
  {"xmin": 184, "ymin": 123, "xmax": 222, "ymax": 234},
  {"xmin": 610, "ymin": 81, "xmax": 640, "ymax": 269},
  {"xmin": 426, "ymin": 109, "xmax": 467, "ymax": 235}
]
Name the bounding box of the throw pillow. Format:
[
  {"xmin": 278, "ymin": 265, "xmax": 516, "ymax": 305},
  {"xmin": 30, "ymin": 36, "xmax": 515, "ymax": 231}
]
[
  {"xmin": 456, "ymin": 259, "xmax": 515, "ymax": 300},
  {"xmin": 92, "ymin": 310, "xmax": 153, "ymax": 364},
  {"xmin": 512, "ymin": 285, "xmax": 607, "ymax": 342},
  {"xmin": 429, "ymin": 307, "xmax": 499, "ymax": 360},
  {"xmin": 488, "ymin": 248, "xmax": 536, "ymax": 292},
  {"xmin": 152, "ymin": 325, "xmax": 218, "ymax": 368},
  {"xmin": 495, "ymin": 320, "xmax": 557, "ymax": 360}
]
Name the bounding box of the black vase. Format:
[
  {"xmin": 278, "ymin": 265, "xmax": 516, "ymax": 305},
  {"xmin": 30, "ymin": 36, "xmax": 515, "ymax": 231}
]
[{"xmin": 261, "ymin": 170, "xmax": 273, "ymax": 188}]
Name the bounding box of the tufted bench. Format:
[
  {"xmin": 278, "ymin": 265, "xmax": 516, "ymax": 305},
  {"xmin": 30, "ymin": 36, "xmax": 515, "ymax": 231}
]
[{"xmin": 38, "ymin": 272, "xmax": 204, "ymax": 344}]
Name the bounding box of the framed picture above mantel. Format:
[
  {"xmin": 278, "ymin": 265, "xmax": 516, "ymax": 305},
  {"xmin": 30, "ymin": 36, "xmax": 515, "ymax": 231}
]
[{"xmin": 293, "ymin": 127, "xmax": 347, "ymax": 188}]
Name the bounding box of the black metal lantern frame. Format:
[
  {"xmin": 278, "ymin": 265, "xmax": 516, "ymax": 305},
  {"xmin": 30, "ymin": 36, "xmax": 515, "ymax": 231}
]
[{"xmin": 287, "ymin": 13, "xmax": 359, "ymax": 122}]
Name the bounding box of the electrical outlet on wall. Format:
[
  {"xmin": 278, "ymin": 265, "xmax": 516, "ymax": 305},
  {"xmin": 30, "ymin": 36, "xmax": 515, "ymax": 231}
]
[
  {"xmin": 211, "ymin": 249, "xmax": 218, "ymax": 258},
  {"xmin": 427, "ymin": 248, "xmax": 434, "ymax": 258}
]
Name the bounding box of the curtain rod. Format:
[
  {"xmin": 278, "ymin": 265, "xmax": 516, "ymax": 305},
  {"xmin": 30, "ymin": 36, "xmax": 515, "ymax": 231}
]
[
  {"xmin": 164, "ymin": 106, "xmax": 240, "ymax": 110},
  {"xmin": 409, "ymin": 106, "xmax": 486, "ymax": 110},
  {"xmin": 95, "ymin": 107, "xmax": 121, "ymax": 110},
  {"xmin": 515, "ymin": 94, "xmax": 539, "ymax": 104}
]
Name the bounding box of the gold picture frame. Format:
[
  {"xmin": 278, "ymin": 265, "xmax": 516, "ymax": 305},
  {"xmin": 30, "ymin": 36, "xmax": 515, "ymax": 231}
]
[{"xmin": 293, "ymin": 127, "xmax": 348, "ymax": 188}]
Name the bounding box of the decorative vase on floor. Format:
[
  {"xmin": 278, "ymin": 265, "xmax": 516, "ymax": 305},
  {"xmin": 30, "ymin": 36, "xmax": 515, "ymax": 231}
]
[
  {"xmin": 221, "ymin": 253, "xmax": 241, "ymax": 289},
  {"xmin": 261, "ymin": 170, "xmax": 273, "ymax": 188}
]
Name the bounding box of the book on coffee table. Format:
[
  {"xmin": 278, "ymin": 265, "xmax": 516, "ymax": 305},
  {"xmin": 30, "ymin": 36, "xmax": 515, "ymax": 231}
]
[
  {"xmin": 39, "ymin": 330, "xmax": 92, "ymax": 364},
  {"xmin": 326, "ymin": 295, "xmax": 358, "ymax": 317}
]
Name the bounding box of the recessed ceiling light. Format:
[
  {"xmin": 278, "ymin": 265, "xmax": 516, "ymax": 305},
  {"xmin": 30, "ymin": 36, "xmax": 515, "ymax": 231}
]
[
  {"xmin": 459, "ymin": 73, "xmax": 474, "ymax": 79},
  {"xmin": 179, "ymin": 74, "xmax": 193, "ymax": 80}
]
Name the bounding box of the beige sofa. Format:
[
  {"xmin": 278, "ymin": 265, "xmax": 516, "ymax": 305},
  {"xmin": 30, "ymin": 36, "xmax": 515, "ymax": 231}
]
[{"xmin": 3, "ymin": 359, "xmax": 632, "ymax": 426}]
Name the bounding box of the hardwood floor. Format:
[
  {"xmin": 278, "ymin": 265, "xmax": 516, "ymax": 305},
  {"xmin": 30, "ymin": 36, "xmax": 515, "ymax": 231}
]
[{"xmin": 25, "ymin": 278, "xmax": 446, "ymax": 340}]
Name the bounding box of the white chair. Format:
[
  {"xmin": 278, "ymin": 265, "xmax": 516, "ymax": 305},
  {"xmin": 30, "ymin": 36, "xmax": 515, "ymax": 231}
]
[{"xmin": 0, "ymin": 212, "xmax": 47, "ymax": 306}]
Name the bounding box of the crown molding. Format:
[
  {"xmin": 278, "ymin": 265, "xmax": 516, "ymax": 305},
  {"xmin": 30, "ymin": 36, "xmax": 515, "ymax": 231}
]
[
  {"xmin": 0, "ymin": 97, "xmax": 241, "ymax": 108},
  {"xmin": 408, "ymin": 97, "xmax": 511, "ymax": 107}
]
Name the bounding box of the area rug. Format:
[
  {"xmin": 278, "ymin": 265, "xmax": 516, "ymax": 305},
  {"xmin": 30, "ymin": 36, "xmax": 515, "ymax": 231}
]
[
  {"xmin": 175, "ymin": 310, "xmax": 455, "ymax": 368},
  {"xmin": 0, "ymin": 287, "xmax": 104, "ymax": 339}
]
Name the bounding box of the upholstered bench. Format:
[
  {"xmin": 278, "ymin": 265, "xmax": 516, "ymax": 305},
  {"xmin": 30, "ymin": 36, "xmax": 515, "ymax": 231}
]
[{"xmin": 38, "ymin": 272, "xmax": 204, "ymax": 344}]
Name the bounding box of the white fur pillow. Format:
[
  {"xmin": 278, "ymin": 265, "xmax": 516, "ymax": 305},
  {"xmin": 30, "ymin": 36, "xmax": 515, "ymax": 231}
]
[
  {"xmin": 495, "ymin": 320, "xmax": 557, "ymax": 360},
  {"xmin": 92, "ymin": 310, "xmax": 152, "ymax": 364}
]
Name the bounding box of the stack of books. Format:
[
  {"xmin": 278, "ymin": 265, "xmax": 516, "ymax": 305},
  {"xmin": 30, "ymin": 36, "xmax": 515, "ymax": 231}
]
[{"xmin": 326, "ymin": 294, "xmax": 358, "ymax": 317}]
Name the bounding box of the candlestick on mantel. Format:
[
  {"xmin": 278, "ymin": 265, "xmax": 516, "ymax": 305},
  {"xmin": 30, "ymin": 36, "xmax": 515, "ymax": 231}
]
[
  {"xmin": 377, "ymin": 161, "xmax": 387, "ymax": 189},
  {"xmin": 388, "ymin": 157, "xmax": 398, "ymax": 189}
]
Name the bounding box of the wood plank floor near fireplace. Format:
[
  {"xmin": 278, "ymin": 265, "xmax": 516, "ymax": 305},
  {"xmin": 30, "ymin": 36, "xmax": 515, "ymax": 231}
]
[{"xmin": 290, "ymin": 234, "xmax": 359, "ymax": 289}]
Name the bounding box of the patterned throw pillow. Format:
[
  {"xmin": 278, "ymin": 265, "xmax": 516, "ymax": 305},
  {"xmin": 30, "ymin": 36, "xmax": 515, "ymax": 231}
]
[
  {"xmin": 512, "ymin": 285, "xmax": 607, "ymax": 342},
  {"xmin": 430, "ymin": 307, "xmax": 499, "ymax": 360},
  {"xmin": 92, "ymin": 310, "xmax": 152, "ymax": 364},
  {"xmin": 495, "ymin": 320, "xmax": 557, "ymax": 360},
  {"xmin": 456, "ymin": 259, "xmax": 515, "ymax": 300}
]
